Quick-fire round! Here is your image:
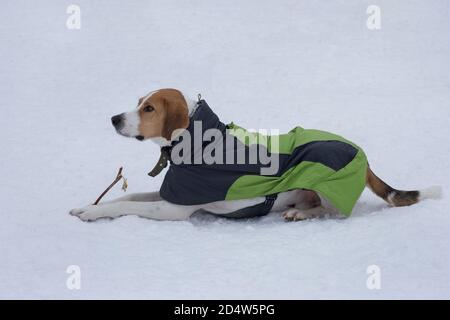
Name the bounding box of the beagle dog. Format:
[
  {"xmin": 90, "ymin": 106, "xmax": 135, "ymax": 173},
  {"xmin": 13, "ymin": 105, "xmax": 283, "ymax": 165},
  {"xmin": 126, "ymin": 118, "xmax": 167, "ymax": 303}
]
[{"xmin": 70, "ymin": 88, "xmax": 441, "ymax": 222}]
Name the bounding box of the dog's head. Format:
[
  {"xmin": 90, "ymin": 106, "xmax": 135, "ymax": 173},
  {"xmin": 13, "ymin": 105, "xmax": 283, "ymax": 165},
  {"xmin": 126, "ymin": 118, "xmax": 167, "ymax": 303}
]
[{"xmin": 111, "ymin": 88, "xmax": 190, "ymax": 144}]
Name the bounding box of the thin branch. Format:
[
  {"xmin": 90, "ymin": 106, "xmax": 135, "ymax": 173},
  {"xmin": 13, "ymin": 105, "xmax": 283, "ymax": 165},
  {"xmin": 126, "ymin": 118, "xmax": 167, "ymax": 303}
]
[{"xmin": 93, "ymin": 167, "xmax": 124, "ymax": 205}]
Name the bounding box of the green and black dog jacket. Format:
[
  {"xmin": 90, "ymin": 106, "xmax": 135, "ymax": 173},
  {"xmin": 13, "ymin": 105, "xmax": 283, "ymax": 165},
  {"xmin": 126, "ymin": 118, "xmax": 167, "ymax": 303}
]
[{"xmin": 159, "ymin": 100, "xmax": 367, "ymax": 217}]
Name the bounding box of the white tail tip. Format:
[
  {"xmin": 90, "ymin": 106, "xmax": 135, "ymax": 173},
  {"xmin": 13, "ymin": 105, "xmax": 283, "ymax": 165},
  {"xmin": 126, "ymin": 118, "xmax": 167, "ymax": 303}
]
[{"xmin": 419, "ymin": 185, "xmax": 442, "ymax": 201}]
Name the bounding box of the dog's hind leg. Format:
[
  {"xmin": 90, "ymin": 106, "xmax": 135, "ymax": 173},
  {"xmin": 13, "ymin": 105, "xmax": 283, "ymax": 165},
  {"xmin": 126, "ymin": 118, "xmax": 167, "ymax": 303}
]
[
  {"xmin": 282, "ymin": 206, "xmax": 326, "ymax": 221},
  {"xmin": 282, "ymin": 192, "xmax": 340, "ymax": 221},
  {"xmin": 293, "ymin": 189, "xmax": 322, "ymax": 210}
]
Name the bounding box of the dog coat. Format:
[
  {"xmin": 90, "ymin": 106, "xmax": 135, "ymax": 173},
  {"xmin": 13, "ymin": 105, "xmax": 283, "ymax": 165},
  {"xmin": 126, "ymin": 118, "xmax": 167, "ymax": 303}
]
[{"xmin": 158, "ymin": 100, "xmax": 368, "ymax": 217}]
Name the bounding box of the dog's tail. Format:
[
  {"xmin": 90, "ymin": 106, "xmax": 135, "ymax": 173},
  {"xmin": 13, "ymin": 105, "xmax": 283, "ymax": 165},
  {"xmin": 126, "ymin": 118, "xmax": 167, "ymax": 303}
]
[{"xmin": 366, "ymin": 167, "xmax": 442, "ymax": 207}]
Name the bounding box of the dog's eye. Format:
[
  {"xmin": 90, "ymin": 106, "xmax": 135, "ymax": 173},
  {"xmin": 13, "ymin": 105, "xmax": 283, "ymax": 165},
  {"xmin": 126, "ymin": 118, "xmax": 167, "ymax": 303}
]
[{"xmin": 143, "ymin": 105, "xmax": 154, "ymax": 112}]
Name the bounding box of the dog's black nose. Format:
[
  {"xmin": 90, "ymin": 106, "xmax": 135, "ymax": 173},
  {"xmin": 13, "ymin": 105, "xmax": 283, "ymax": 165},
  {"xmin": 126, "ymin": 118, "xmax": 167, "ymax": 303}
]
[{"xmin": 111, "ymin": 114, "xmax": 122, "ymax": 127}]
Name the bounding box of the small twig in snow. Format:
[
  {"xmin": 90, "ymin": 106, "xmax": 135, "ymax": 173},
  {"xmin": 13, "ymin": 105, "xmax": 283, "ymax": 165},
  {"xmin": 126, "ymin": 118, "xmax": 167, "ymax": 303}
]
[{"xmin": 93, "ymin": 167, "xmax": 127, "ymax": 205}]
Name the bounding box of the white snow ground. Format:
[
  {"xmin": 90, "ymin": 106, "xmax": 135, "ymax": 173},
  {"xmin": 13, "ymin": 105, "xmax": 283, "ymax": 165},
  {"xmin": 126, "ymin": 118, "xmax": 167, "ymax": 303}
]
[{"xmin": 1, "ymin": 0, "xmax": 450, "ymax": 299}]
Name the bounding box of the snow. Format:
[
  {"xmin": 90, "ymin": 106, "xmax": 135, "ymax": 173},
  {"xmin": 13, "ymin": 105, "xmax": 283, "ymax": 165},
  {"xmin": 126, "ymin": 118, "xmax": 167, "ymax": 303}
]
[{"xmin": 1, "ymin": 0, "xmax": 450, "ymax": 299}]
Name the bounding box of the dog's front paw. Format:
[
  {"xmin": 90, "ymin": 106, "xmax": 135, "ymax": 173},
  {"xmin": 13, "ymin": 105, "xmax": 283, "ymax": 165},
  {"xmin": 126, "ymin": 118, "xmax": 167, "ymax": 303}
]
[
  {"xmin": 282, "ymin": 208, "xmax": 308, "ymax": 222},
  {"xmin": 69, "ymin": 206, "xmax": 88, "ymax": 216},
  {"xmin": 69, "ymin": 205, "xmax": 104, "ymax": 222}
]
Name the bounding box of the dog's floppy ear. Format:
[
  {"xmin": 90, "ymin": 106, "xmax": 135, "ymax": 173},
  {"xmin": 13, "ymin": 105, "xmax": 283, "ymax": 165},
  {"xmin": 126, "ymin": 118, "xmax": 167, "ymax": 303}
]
[{"xmin": 161, "ymin": 96, "xmax": 189, "ymax": 141}]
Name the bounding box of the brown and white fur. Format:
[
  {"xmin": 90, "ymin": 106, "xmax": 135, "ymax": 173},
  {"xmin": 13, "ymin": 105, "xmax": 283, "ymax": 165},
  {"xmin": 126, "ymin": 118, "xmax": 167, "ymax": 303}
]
[{"xmin": 70, "ymin": 88, "xmax": 441, "ymax": 222}]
